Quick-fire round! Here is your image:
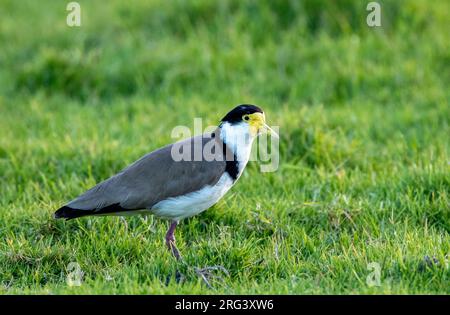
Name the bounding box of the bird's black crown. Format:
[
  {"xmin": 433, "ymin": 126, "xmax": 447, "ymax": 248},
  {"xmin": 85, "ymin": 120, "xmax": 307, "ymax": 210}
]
[{"xmin": 221, "ymin": 104, "xmax": 263, "ymax": 124}]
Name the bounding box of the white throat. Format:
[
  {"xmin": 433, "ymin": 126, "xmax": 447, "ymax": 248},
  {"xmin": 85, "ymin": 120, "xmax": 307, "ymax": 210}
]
[{"xmin": 219, "ymin": 121, "xmax": 255, "ymax": 166}]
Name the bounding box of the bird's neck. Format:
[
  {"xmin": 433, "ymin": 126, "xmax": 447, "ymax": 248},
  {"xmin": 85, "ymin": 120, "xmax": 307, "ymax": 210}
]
[{"xmin": 219, "ymin": 122, "xmax": 255, "ymax": 166}]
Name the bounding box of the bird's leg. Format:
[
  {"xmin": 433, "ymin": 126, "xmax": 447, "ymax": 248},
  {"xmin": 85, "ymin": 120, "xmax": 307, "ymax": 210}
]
[
  {"xmin": 194, "ymin": 265, "xmax": 230, "ymax": 289},
  {"xmin": 165, "ymin": 220, "xmax": 182, "ymax": 260},
  {"xmin": 164, "ymin": 220, "xmax": 186, "ymax": 285},
  {"xmin": 164, "ymin": 220, "xmax": 229, "ymax": 288}
]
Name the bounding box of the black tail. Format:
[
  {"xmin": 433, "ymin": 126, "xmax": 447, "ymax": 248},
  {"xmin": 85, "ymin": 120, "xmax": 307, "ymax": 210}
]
[
  {"xmin": 54, "ymin": 203, "xmax": 133, "ymax": 220},
  {"xmin": 54, "ymin": 206, "xmax": 94, "ymax": 220}
]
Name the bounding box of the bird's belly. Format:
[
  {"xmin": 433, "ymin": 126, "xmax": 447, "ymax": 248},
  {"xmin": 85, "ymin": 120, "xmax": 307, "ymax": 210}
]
[{"xmin": 150, "ymin": 173, "xmax": 234, "ymax": 221}]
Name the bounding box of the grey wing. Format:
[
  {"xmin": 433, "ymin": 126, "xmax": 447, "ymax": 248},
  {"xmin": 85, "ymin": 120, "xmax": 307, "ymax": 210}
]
[{"xmin": 55, "ymin": 133, "xmax": 226, "ymax": 219}]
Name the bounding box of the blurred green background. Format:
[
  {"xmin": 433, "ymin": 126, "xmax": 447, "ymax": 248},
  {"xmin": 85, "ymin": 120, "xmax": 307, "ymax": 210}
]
[{"xmin": 0, "ymin": 0, "xmax": 448, "ymax": 294}]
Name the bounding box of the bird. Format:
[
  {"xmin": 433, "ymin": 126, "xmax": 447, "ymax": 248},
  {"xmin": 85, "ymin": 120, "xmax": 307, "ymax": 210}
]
[{"xmin": 54, "ymin": 104, "xmax": 278, "ymax": 260}]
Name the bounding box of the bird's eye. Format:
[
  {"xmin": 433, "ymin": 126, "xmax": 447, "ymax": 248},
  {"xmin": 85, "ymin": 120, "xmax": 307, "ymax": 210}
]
[{"xmin": 243, "ymin": 115, "xmax": 249, "ymax": 121}]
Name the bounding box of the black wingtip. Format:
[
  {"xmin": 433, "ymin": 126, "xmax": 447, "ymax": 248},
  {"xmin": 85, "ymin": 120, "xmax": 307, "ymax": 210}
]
[
  {"xmin": 54, "ymin": 203, "xmax": 132, "ymax": 220},
  {"xmin": 54, "ymin": 206, "xmax": 92, "ymax": 220}
]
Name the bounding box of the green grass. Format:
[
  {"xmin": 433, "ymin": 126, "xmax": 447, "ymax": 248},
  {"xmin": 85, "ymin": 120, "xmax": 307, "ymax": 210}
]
[{"xmin": 0, "ymin": 0, "xmax": 449, "ymax": 294}]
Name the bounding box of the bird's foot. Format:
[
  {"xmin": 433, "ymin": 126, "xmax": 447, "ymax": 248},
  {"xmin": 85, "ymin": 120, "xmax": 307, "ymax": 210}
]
[
  {"xmin": 166, "ymin": 237, "xmax": 182, "ymax": 260},
  {"xmin": 165, "ymin": 269, "xmax": 185, "ymax": 286},
  {"xmin": 194, "ymin": 265, "xmax": 230, "ymax": 289}
]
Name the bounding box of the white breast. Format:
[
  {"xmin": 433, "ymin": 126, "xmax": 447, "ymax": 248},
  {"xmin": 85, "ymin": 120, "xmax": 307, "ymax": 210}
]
[{"xmin": 150, "ymin": 173, "xmax": 234, "ymax": 221}]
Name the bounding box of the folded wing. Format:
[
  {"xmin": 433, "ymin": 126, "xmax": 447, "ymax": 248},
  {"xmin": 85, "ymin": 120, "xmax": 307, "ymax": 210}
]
[{"xmin": 54, "ymin": 133, "xmax": 227, "ymax": 219}]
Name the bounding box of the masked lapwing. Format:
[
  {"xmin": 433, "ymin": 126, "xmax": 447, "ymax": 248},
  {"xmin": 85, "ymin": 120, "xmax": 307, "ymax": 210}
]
[{"xmin": 54, "ymin": 104, "xmax": 278, "ymax": 259}]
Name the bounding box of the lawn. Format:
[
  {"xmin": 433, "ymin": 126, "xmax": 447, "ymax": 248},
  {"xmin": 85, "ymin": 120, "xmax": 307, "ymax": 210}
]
[{"xmin": 0, "ymin": 0, "xmax": 448, "ymax": 294}]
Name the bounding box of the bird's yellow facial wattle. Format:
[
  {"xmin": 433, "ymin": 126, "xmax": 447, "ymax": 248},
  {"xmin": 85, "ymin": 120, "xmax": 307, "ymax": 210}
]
[
  {"xmin": 243, "ymin": 112, "xmax": 278, "ymax": 138},
  {"xmin": 243, "ymin": 112, "xmax": 265, "ymax": 136}
]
